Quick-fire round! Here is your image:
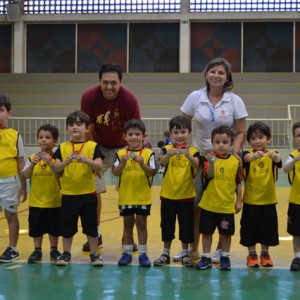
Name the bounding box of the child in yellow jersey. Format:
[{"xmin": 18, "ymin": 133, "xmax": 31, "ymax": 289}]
[
  {"xmin": 0, "ymin": 95, "xmax": 27, "ymax": 263},
  {"xmin": 195, "ymin": 125, "xmax": 242, "ymax": 271},
  {"xmin": 153, "ymin": 116, "xmax": 200, "ymax": 268},
  {"xmin": 52, "ymin": 110, "xmax": 104, "ymax": 267},
  {"xmin": 23, "ymin": 124, "xmax": 62, "ymax": 263},
  {"xmin": 283, "ymin": 121, "xmax": 300, "ymax": 271},
  {"xmin": 113, "ymin": 119, "xmax": 156, "ymax": 267},
  {"xmin": 240, "ymin": 121, "xmax": 281, "ymax": 269}
]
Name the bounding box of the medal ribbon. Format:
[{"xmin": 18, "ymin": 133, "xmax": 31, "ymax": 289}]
[{"xmin": 71, "ymin": 141, "xmax": 85, "ymax": 155}]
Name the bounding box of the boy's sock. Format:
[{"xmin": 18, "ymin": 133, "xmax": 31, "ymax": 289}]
[
  {"xmin": 181, "ymin": 248, "xmax": 189, "ymax": 256},
  {"xmin": 249, "ymin": 250, "xmax": 257, "ymax": 256},
  {"xmin": 203, "ymin": 253, "xmax": 211, "ymax": 257},
  {"xmin": 138, "ymin": 244, "xmax": 147, "ymax": 256},
  {"xmin": 123, "ymin": 244, "xmax": 133, "ymax": 254},
  {"xmin": 10, "ymin": 246, "xmax": 18, "ymax": 252},
  {"xmin": 163, "ymin": 248, "xmax": 170, "ymax": 256},
  {"xmin": 221, "ymin": 251, "xmax": 229, "ymax": 257},
  {"xmin": 261, "ymin": 250, "xmax": 268, "ymax": 255},
  {"xmin": 35, "ymin": 247, "xmax": 42, "ymax": 252},
  {"xmin": 295, "ymin": 252, "xmax": 300, "ymax": 258}
]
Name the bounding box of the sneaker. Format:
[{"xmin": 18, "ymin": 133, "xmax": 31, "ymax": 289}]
[
  {"xmin": 172, "ymin": 251, "xmax": 185, "ymax": 262},
  {"xmin": 90, "ymin": 253, "xmax": 104, "ymax": 266},
  {"xmin": 290, "ymin": 257, "xmax": 300, "ymax": 271},
  {"xmin": 182, "ymin": 255, "xmax": 195, "ymax": 267},
  {"xmin": 118, "ymin": 253, "xmax": 132, "ymax": 266},
  {"xmin": 195, "ymin": 256, "xmax": 212, "ymax": 270},
  {"xmin": 219, "ymin": 256, "xmax": 231, "ymax": 270},
  {"xmin": 260, "ymin": 253, "xmax": 273, "ymax": 267},
  {"xmin": 153, "ymin": 254, "xmax": 170, "ymax": 267},
  {"xmin": 56, "ymin": 251, "xmax": 71, "ymax": 266},
  {"xmin": 172, "ymin": 250, "xmax": 199, "ymax": 262},
  {"xmin": 247, "ymin": 253, "xmax": 259, "ymax": 268},
  {"xmin": 0, "ymin": 247, "xmax": 19, "ymax": 263},
  {"xmin": 139, "ymin": 253, "xmax": 151, "ymax": 267},
  {"xmin": 50, "ymin": 249, "xmax": 61, "ymax": 261},
  {"xmin": 212, "ymin": 249, "xmax": 222, "ymax": 264},
  {"xmin": 82, "ymin": 234, "xmax": 103, "ymax": 252},
  {"xmin": 28, "ymin": 250, "xmax": 42, "ymax": 263}
]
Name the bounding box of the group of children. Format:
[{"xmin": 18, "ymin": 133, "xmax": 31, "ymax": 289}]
[{"xmin": 1, "ymin": 94, "xmax": 300, "ymax": 271}]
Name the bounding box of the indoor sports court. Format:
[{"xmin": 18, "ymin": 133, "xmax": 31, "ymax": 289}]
[
  {"xmin": 1, "ymin": 0, "xmax": 300, "ymax": 299},
  {"xmin": 0, "ymin": 172, "xmax": 299, "ymax": 300}
]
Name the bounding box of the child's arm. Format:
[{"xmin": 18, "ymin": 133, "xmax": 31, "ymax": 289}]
[
  {"xmin": 113, "ymin": 154, "xmax": 129, "ymax": 176},
  {"xmin": 160, "ymin": 148, "xmax": 176, "ymax": 166},
  {"xmin": 52, "ymin": 156, "xmax": 73, "ymax": 173},
  {"xmin": 74, "ymin": 155, "xmax": 102, "ymax": 172},
  {"xmin": 283, "ymin": 154, "xmax": 300, "ymax": 173},
  {"xmin": 17, "ymin": 157, "xmax": 27, "ymax": 202},
  {"xmin": 135, "ymin": 155, "xmax": 155, "ymax": 177},
  {"xmin": 235, "ymin": 183, "xmax": 243, "ymax": 213},
  {"xmin": 268, "ymin": 151, "xmax": 282, "ymax": 163},
  {"xmin": 22, "ymin": 155, "xmax": 39, "ymax": 178},
  {"xmin": 182, "ymin": 148, "xmax": 199, "ymax": 168},
  {"xmin": 243, "ymin": 151, "xmax": 264, "ymax": 162},
  {"xmin": 205, "ymin": 153, "xmax": 216, "ymax": 178}
]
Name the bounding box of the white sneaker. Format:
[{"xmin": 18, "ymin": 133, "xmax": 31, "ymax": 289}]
[
  {"xmin": 212, "ymin": 249, "xmax": 222, "ymax": 264},
  {"xmin": 172, "ymin": 251, "xmax": 185, "ymax": 262},
  {"xmin": 172, "ymin": 250, "xmax": 199, "ymax": 262}
]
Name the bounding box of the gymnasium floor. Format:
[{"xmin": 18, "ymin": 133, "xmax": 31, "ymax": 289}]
[{"xmin": 0, "ymin": 172, "xmax": 299, "ymax": 300}]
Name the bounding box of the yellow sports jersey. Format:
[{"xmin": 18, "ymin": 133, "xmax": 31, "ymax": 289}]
[
  {"xmin": 115, "ymin": 148, "xmax": 155, "ymax": 205},
  {"xmin": 160, "ymin": 145, "xmax": 199, "ymax": 200},
  {"xmin": 28, "ymin": 153, "xmax": 61, "ymax": 208},
  {"xmin": 0, "ymin": 128, "xmax": 18, "ymax": 177},
  {"xmin": 242, "ymin": 149, "xmax": 281, "ymax": 205},
  {"xmin": 287, "ymin": 149, "xmax": 300, "ymax": 205},
  {"xmin": 59, "ymin": 140, "xmax": 98, "ymax": 195},
  {"xmin": 200, "ymin": 155, "xmax": 240, "ymax": 214}
]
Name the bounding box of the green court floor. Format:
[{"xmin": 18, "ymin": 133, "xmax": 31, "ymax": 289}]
[{"xmin": 1, "ymin": 263, "xmax": 299, "ymax": 300}]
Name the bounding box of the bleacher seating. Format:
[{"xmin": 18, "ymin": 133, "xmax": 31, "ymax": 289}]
[{"xmin": 0, "ymin": 72, "xmax": 300, "ymax": 119}]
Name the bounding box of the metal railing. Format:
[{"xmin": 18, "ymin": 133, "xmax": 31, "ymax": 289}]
[{"xmin": 8, "ymin": 116, "xmax": 295, "ymax": 149}]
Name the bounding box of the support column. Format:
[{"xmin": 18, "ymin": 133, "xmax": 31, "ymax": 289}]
[
  {"xmin": 179, "ymin": 0, "xmax": 190, "ymax": 73},
  {"xmin": 13, "ymin": 20, "xmax": 25, "ymax": 73}
]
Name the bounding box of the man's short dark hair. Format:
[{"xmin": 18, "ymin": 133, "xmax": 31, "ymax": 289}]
[{"xmin": 99, "ymin": 64, "xmax": 123, "ymax": 81}]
